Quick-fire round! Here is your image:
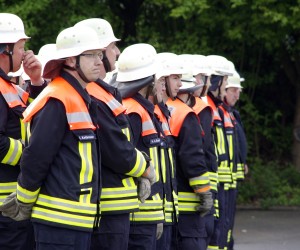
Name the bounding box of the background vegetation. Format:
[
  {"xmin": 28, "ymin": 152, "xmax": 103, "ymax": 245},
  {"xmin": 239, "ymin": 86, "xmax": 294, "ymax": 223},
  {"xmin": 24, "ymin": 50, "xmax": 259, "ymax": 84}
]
[{"xmin": 2, "ymin": 0, "xmax": 300, "ymax": 208}]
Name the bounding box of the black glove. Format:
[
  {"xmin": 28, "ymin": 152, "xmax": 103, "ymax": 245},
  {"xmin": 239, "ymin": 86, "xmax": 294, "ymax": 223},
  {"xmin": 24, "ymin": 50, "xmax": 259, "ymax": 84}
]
[
  {"xmin": 195, "ymin": 191, "xmax": 213, "ymax": 217},
  {"xmin": 0, "ymin": 192, "xmax": 34, "ymax": 221}
]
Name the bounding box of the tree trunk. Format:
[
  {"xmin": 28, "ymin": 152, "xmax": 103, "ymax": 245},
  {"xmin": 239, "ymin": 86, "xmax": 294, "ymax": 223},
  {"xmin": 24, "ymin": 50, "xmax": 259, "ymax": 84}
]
[{"xmin": 292, "ymin": 87, "xmax": 300, "ymax": 171}]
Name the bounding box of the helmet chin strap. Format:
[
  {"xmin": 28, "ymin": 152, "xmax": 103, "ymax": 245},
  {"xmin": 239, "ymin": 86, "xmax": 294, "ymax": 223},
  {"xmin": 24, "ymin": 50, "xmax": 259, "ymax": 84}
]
[
  {"xmin": 145, "ymin": 83, "xmax": 154, "ymax": 100},
  {"xmin": 63, "ymin": 57, "xmax": 90, "ymax": 83},
  {"xmin": 3, "ymin": 44, "xmax": 15, "ymax": 72},
  {"xmin": 200, "ymin": 76, "xmax": 208, "ymax": 97},
  {"xmin": 165, "ymin": 77, "xmax": 176, "ymax": 100},
  {"xmin": 102, "ymin": 51, "xmax": 111, "ymax": 73}
]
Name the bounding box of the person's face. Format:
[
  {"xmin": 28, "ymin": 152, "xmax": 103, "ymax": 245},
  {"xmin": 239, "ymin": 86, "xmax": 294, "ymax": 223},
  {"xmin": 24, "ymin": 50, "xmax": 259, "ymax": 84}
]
[
  {"xmin": 167, "ymin": 74, "xmax": 182, "ymax": 98},
  {"xmin": 154, "ymin": 77, "xmax": 166, "ymax": 103},
  {"xmin": 194, "ymin": 73, "xmax": 205, "ymax": 97},
  {"xmin": 220, "ymin": 75, "xmax": 228, "ymax": 101},
  {"xmin": 79, "ymin": 49, "xmax": 103, "ymax": 81},
  {"xmin": 194, "ymin": 74, "xmax": 212, "ymax": 97},
  {"xmin": 13, "ymin": 39, "xmax": 26, "ymax": 72},
  {"xmin": 226, "ymin": 87, "xmax": 241, "ymax": 106},
  {"xmin": 105, "ymin": 42, "xmax": 120, "ymax": 71}
]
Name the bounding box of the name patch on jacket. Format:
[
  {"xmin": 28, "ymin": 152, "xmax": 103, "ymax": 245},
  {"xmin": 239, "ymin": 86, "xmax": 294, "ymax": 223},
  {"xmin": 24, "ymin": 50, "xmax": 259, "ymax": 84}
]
[
  {"xmin": 150, "ymin": 138, "xmax": 161, "ymax": 145},
  {"xmin": 73, "ymin": 130, "xmax": 96, "ymax": 142},
  {"xmin": 78, "ymin": 134, "xmax": 96, "ymax": 142}
]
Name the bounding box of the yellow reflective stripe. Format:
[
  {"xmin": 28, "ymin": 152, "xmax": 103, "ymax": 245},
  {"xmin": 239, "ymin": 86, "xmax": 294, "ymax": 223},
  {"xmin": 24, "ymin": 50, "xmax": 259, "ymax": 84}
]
[
  {"xmin": 236, "ymin": 163, "xmax": 245, "ymax": 180},
  {"xmin": 216, "ymin": 127, "xmax": 226, "ymax": 155},
  {"xmin": 78, "ymin": 142, "xmax": 93, "ymax": 184},
  {"xmin": 227, "ymin": 229, "xmax": 232, "ymax": 243},
  {"xmin": 218, "ymin": 162, "xmax": 232, "ymax": 183},
  {"xmin": 178, "ymin": 202, "xmax": 199, "ymax": 212},
  {"xmin": 0, "ymin": 182, "xmax": 17, "ymax": 193},
  {"xmin": 122, "ymin": 177, "xmax": 136, "ymax": 188},
  {"xmin": 26, "ymin": 122, "xmax": 31, "ymax": 144},
  {"xmin": 122, "ymin": 127, "xmax": 131, "ymax": 141},
  {"xmin": 164, "ymin": 200, "xmax": 175, "ymax": 212},
  {"xmin": 32, "ymin": 206, "xmax": 95, "ymax": 229},
  {"xmin": 20, "ymin": 118, "xmax": 26, "ymax": 142},
  {"xmin": 178, "ymin": 191, "xmax": 200, "ymax": 212},
  {"xmin": 165, "ymin": 212, "xmax": 173, "ymax": 223},
  {"xmin": 79, "ymin": 187, "xmax": 92, "ymax": 203},
  {"xmin": 149, "ymin": 147, "xmax": 159, "ymax": 181},
  {"xmin": 227, "ymin": 134, "xmax": 234, "ymax": 164},
  {"xmin": 138, "ymin": 199, "xmax": 163, "ymax": 210},
  {"xmin": 214, "ymin": 199, "xmax": 219, "ymax": 218},
  {"xmin": 35, "ymin": 194, "xmax": 96, "ymax": 213},
  {"xmin": 218, "ymin": 176, "xmax": 232, "ymax": 183},
  {"xmin": 173, "ymin": 191, "xmax": 179, "ymax": 220},
  {"xmin": 209, "ymin": 171, "xmax": 218, "ymax": 191},
  {"xmin": 229, "ymin": 181, "xmax": 237, "ymax": 189},
  {"xmin": 17, "ymin": 183, "xmax": 40, "ymax": 203},
  {"xmin": 0, "ymin": 182, "xmax": 17, "ymax": 205},
  {"xmin": 126, "ymin": 149, "xmax": 147, "ymax": 177},
  {"xmin": 178, "ymin": 192, "xmax": 198, "ymax": 201},
  {"xmin": 160, "ymin": 149, "xmax": 167, "ymax": 183},
  {"xmin": 151, "ymin": 193, "xmax": 161, "ymax": 201},
  {"xmin": 1, "ymin": 138, "xmax": 22, "ymax": 166},
  {"xmin": 168, "ymin": 148, "xmax": 175, "ymax": 178},
  {"xmin": 189, "ymin": 172, "xmax": 210, "ymax": 186},
  {"xmin": 28, "ymin": 97, "xmax": 34, "ymax": 103},
  {"xmin": 130, "ymin": 210, "xmax": 164, "ymax": 222},
  {"xmin": 101, "ymin": 186, "xmax": 137, "ymax": 199},
  {"xmin": 100, "ymin": 198, "xmax": 139, "ymax": 212},
  {"xmin": 207, "ymin": 245, "xmax": 219, "ymax": 250}
]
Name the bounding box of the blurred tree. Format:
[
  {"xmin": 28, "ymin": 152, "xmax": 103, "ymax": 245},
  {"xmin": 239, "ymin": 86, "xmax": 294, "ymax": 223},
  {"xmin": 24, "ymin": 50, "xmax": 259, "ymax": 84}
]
[{"xmin": 1, "ymin": 0, "xmax": 300, "ymax": 169}]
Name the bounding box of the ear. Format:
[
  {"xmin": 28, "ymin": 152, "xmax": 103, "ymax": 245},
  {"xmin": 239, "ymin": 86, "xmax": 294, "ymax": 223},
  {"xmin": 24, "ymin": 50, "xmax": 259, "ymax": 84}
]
[{"xmin": 65, "ymin": 56, "xmax": 76, "ymax": 67}]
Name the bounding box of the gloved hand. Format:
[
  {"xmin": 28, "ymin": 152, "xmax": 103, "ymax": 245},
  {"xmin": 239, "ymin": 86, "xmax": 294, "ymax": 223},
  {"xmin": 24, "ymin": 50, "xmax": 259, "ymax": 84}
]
[
  {"xmin": 0, "ymin": 192, "xmax": 34, "ymax": 221},
  {"xmin": 195, "ymin": 191, "xmax": 213, "ymax": 217},
  {"xmin": 141, "ymin": 162, "xmax": 157, "ymax": 185},
  {"xmin": 156, "ymin": 223, "xmax": 164, "ymax": 240},
  {"xmin": 137, "ymin": 177, "xmax": 151, "ymax": 203}
]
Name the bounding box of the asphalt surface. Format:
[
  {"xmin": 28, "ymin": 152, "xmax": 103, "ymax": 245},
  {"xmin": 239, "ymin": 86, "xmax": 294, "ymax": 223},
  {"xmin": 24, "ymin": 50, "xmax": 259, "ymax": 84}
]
[{"xmin": 233, "ymin": 208, "xmax": 300, "ymax": 250}]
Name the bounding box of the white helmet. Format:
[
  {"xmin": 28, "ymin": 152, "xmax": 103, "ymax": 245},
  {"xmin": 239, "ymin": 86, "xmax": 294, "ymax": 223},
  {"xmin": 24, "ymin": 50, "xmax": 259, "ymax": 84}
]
[
  {"xmin": 43, "ymin": 26, "xmax": 105, "ymax": 79},
  {"xmin": 191, "ymin": 54, "xmax": 213, "ymax": 76},
  {"xmin": 116, "ymin": 43, "xmax": 157, "ymax": 82},
  {"xmin": 156, "ymin": 53, "xmax": 188, "ymax": 80},
  {"xmin": 0, "ymin": 13, "xmax": 30, "ymax": 44},
  {"xmin": 75, "ymin": 18, "xmax": 120, "ymax": 47},
  {"xmin": 179, "ymin": 74, "xmax": 201, "ymax": 94},
  {"xmin": 37, "ymin": 43, "xmax": 56, "ymax": 77},
  {"xmin": 177, "ymin": 54, "xmax": 195, "ymax": 79},
  {"xmin": 206, "ymin": 55, "xmax": 234, "ymax": 76},
  {"xmin": 8, "ymin": 64, "xmax": 29, "ymax": 81},
  {"xmin": 226, "ymin": 71, "xmax": 243, "ymax": 89}
]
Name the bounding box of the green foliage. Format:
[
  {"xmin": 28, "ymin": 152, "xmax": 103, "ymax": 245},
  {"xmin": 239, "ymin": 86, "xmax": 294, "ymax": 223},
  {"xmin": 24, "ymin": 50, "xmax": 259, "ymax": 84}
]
[
  {"xmin": 2, "ymin": 0, "xmax": 300, "ymax": 193},
  {"xmin": 238, "ymin": 158, "xmax": 300, "ymax": 208}
]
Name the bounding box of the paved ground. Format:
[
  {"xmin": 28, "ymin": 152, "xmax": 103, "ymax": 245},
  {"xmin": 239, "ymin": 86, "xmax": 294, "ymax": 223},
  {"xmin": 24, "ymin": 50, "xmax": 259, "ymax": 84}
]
[{"xmin": 233, "ymin": 208, "xmax": 300, "ymax": 250}]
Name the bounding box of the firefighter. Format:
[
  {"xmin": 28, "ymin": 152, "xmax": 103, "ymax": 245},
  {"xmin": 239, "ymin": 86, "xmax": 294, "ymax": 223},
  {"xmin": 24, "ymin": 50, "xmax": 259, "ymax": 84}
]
[
  {"xmin": 204, "ymin": 55, "xmax": 235, "ymax": 250},
  {"xmin": 224, "ymin": 70, "xmax": 248, "ymax": 250},
  {"xmin": 0, "ymin": 13, "xmax": 46, "ymax": 250},
  {"xmin": 157, "ymin": 54, "xmax": 213, "ymax": 250},
  {"xmin": 154, "ymin": 52, "xmax": 189, "ymax": 250},
  {"xmin": 188, "ymin": 54, "xmax": 219, "ymax": 247},
  {"xmin": 75, "ymin": 19, "xmax": 156, "ymax": 250},
  {"xmin": 116, "ymin": 43, "xmax": 164, "ymax": 250},
  {"xmin": 75, "ymin": 18, "xmax": 120, "ymax": 82},
  {"xmin": 0, "ymin": 25, "xmax": 106, "ymax": 249}
]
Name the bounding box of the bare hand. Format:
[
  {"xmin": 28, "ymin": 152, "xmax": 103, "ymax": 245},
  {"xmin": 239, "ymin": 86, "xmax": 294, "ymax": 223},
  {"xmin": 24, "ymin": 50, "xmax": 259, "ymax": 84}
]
[{"xmin": 23, "ymin": 50, "xmax": 43, "ymax": 85}]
